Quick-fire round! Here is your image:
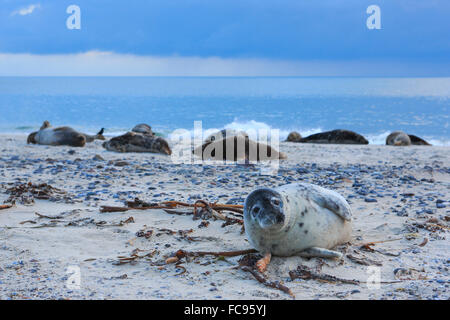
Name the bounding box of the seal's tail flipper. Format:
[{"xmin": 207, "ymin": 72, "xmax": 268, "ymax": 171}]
[
  {"xmin": 40, "ymin": 120, "xmax": 51, "ymax": 130},
  {"xmin": 298, "ymin": 247, "xmax": 342, "ymax": 259}
]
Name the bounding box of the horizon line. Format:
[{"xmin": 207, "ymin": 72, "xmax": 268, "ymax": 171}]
[{"xmin": 0, "ymin": 51, "xmax": 449, "ymax": 77}]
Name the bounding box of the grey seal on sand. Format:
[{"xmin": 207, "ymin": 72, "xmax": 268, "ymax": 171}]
[
  {"xmin": 194, "ymin": 135, "xmax": 287, "ymax": 161},
  {"xmin": 300, "ymin": 129, "xmax": 368, "ymax": 144},
  {"xmin": 27, "ymin": 121, "xmax": 87, "ymax": 147},
  {"xmin": 103, "ymin": 131, "xmax": 171, "ymax": 155},
  {"xmin": 244, "ymin": 182, "xmax": 352, "ymax": 272}
]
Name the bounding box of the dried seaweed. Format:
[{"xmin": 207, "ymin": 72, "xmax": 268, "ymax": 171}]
[
  {"xmin": 241, "ymin": 266, "xmax": 294, "ymax": 298},
  {"xmin": 346, "ymin": 254, "xmax": 382, "ymax": 266},
  {"xmin": 100, "ymin": 198, "xmax": 243, "ymax": 217},
  {"xmin": 173, "ymin": 248, "xmax": 257, "ymax": 259},
  {"xmin": 413, "ymin": 219, "xmax": 449, "ymax": 232},
  {"xmin": 114, "ymin": 249, "xmax": 157, "ymax": 265},
  {"xmin": 289, "ymin": 265, "xmax": 360, "ymax": 285},
  {"xmin": 418, "ymin": 238, "xmax": 428, "ymax": 247},
  {"xmin": 100, "ymin": 198, "xmax": 244, "ymax": 229},
  {"xmin": 5, "ymin": 182, "xmax": 69, "ymax": 204}
]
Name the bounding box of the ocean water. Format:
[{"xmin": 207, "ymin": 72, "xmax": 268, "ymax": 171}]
[{"xmin": 0, "ymin": 77, "xmax": 449, "ymax": 145}]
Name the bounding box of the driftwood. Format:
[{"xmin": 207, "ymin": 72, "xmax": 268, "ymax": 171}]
[{"xmin": 0, "ymin": 204, "xmax": 13, "ymax": 210}]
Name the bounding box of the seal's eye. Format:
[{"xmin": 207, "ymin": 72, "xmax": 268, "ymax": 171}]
[
  {"xmin": 271, "ymin": 198, "xmax": 280, "ymax": 206},
  {"xmin": 252, "ymin": 206, "xmax": 260, "ymax": 214}
]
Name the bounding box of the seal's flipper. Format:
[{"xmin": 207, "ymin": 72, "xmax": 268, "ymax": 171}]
[
  {"xmin": 308, "ymin": 185, "xmax": 352, "ymax": 221},
  {"xmin": 256, "ymin": 252, "xmax": 271, "ymax": 273},
  {"xmin": 40, "ymin": 120, "xmax": 51, "ymax": 130},
  {"xmin": 298, "ymin": 247, "xmax": 343, "ymax": 259}
]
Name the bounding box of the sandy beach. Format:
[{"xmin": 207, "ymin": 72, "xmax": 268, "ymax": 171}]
[{"xmin": 0, "ymin": 134, "xmax": 449, "ymax": 300}]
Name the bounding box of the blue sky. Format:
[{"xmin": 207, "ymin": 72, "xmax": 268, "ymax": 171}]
[{"xmin": 0, "ymin": 0, "xmax": 449, "ymax": 76}]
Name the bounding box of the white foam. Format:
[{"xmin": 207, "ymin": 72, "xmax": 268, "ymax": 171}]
[{"xmin": 167, "ymin": 119, "xmax": 323, "ymax": 142}]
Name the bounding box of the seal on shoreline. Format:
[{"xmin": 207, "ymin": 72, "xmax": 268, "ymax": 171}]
[
  {"xmin": 300, "ymin": 129, "xmax": 368, "ymax": 144},
  {"xmin": 27, "ymin": 121, "xmax": 87, "ymax": 147},
  {"xmin": 103, "ymin": 131, "xmax": 171, "ymax": 155},
  {"xmin": 386, "ymin": 131, "xmax": 411, "ymax": 146},
  {"xmin": 194, "ymin": 135, "xmax": 287, "ymax": 161},
  {"xmin": 286, "ymin": 131, "xmax": 302, "ymax": 142},
  {"xmin": 244, "ymin": 182, "xmax": 352, "ymax": 272}
]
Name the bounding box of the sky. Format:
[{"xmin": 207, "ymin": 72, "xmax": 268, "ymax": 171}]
[{"xmin": 0, "ymin": 0, "xmax": 449, "ymax": 76}]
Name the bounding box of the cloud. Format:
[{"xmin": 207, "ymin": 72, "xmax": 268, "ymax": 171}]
[
  {"xmin": 0, "ymin": 51, "xmax": 448, "ymax": 77},
  {"xmin": 11, "ymin": 4, "xmax": 41, "ymax": 16}
]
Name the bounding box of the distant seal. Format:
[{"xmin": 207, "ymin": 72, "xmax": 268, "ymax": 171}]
[
  {"xmin": 27, "ymin": 121, "xmax": 86, "ymax": 147},
  {"xmin": 132, "ymin": 124, "xmax": 154, "ymax": 136},
  {"xmin": 386, "ymin": 131, "xmax": 411, "ymax": 146},
  {"xmin": 194, "ymin": 135, "xmax": 287, "ymax": 161},
  {"xmin": 286, "ymin": 131, "xmax": 302, "ymax": 142},
  {"xmin": 204, "ymin": 129, "xmax": 248, "ymax": 143},
  {"xmin": 408, "ymin": 134, "xmax": 431, "ymax": 146},
  {"xmin": 300, "ymin": 129, "xmax": 368, "ymax": 144},
  {"xmin": 244, "ymin": 183, "xmax": 352, "ymax": 272},
  {"xmin": 103, "ymin": 131, "xmax": 171, "ymax": 155}
]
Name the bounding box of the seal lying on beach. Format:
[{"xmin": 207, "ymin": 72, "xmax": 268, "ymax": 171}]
[
  {"xmin": 204, "ymin": 129, "xmax": 248, "ymax": 143},
  {"xmin": 244, "ymin": 183, "xmax": 352, "ymax": 272},
  {"xmin": 194, "ymin": 135, "xmax": 287, "ymax": 161},
  {"xmin": 299, "ymin": 129, "xmax": 368, "ymax": 144},
  {"xmin": 386, "ymin": 131, "xmax": 411, "ymax": 146},
  {"xmin": 285, "ymin": 131, "xmax": 302, "ymax": 142},
  {"xmin": 27, "ymin": 121, "xmax": 87, "ymax": 147},
  {"xmin": 103, "ymin": 131, "xmax": 171, "ymax": 155}
]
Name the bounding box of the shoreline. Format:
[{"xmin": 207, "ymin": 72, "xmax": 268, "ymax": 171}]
[
  {"xmin": 1, "ymin": 129, "xmax": 449, "ymax": 147},
  {"xmin": 0, "ymin": 134, "xmax": 449, "ymax": 300}
]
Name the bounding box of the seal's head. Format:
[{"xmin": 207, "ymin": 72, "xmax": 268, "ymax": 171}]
[
  {"xmin": 386, "ymin": 131, "xmax": 411, "ymax": 146},
  {"xmin": 132, "ymin": 124, "xmax": 154, "ymax": 135},
  {"xmin": 67, "ymin": 133, "xmax": 86, "ymax": 147},
  {"xmin": 155, "ymin": 137, "xmax": 172, "ymax": 155},
  {"xmin": 244, "ymin": 188, "xmax": 285, "ymax": 230}
]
